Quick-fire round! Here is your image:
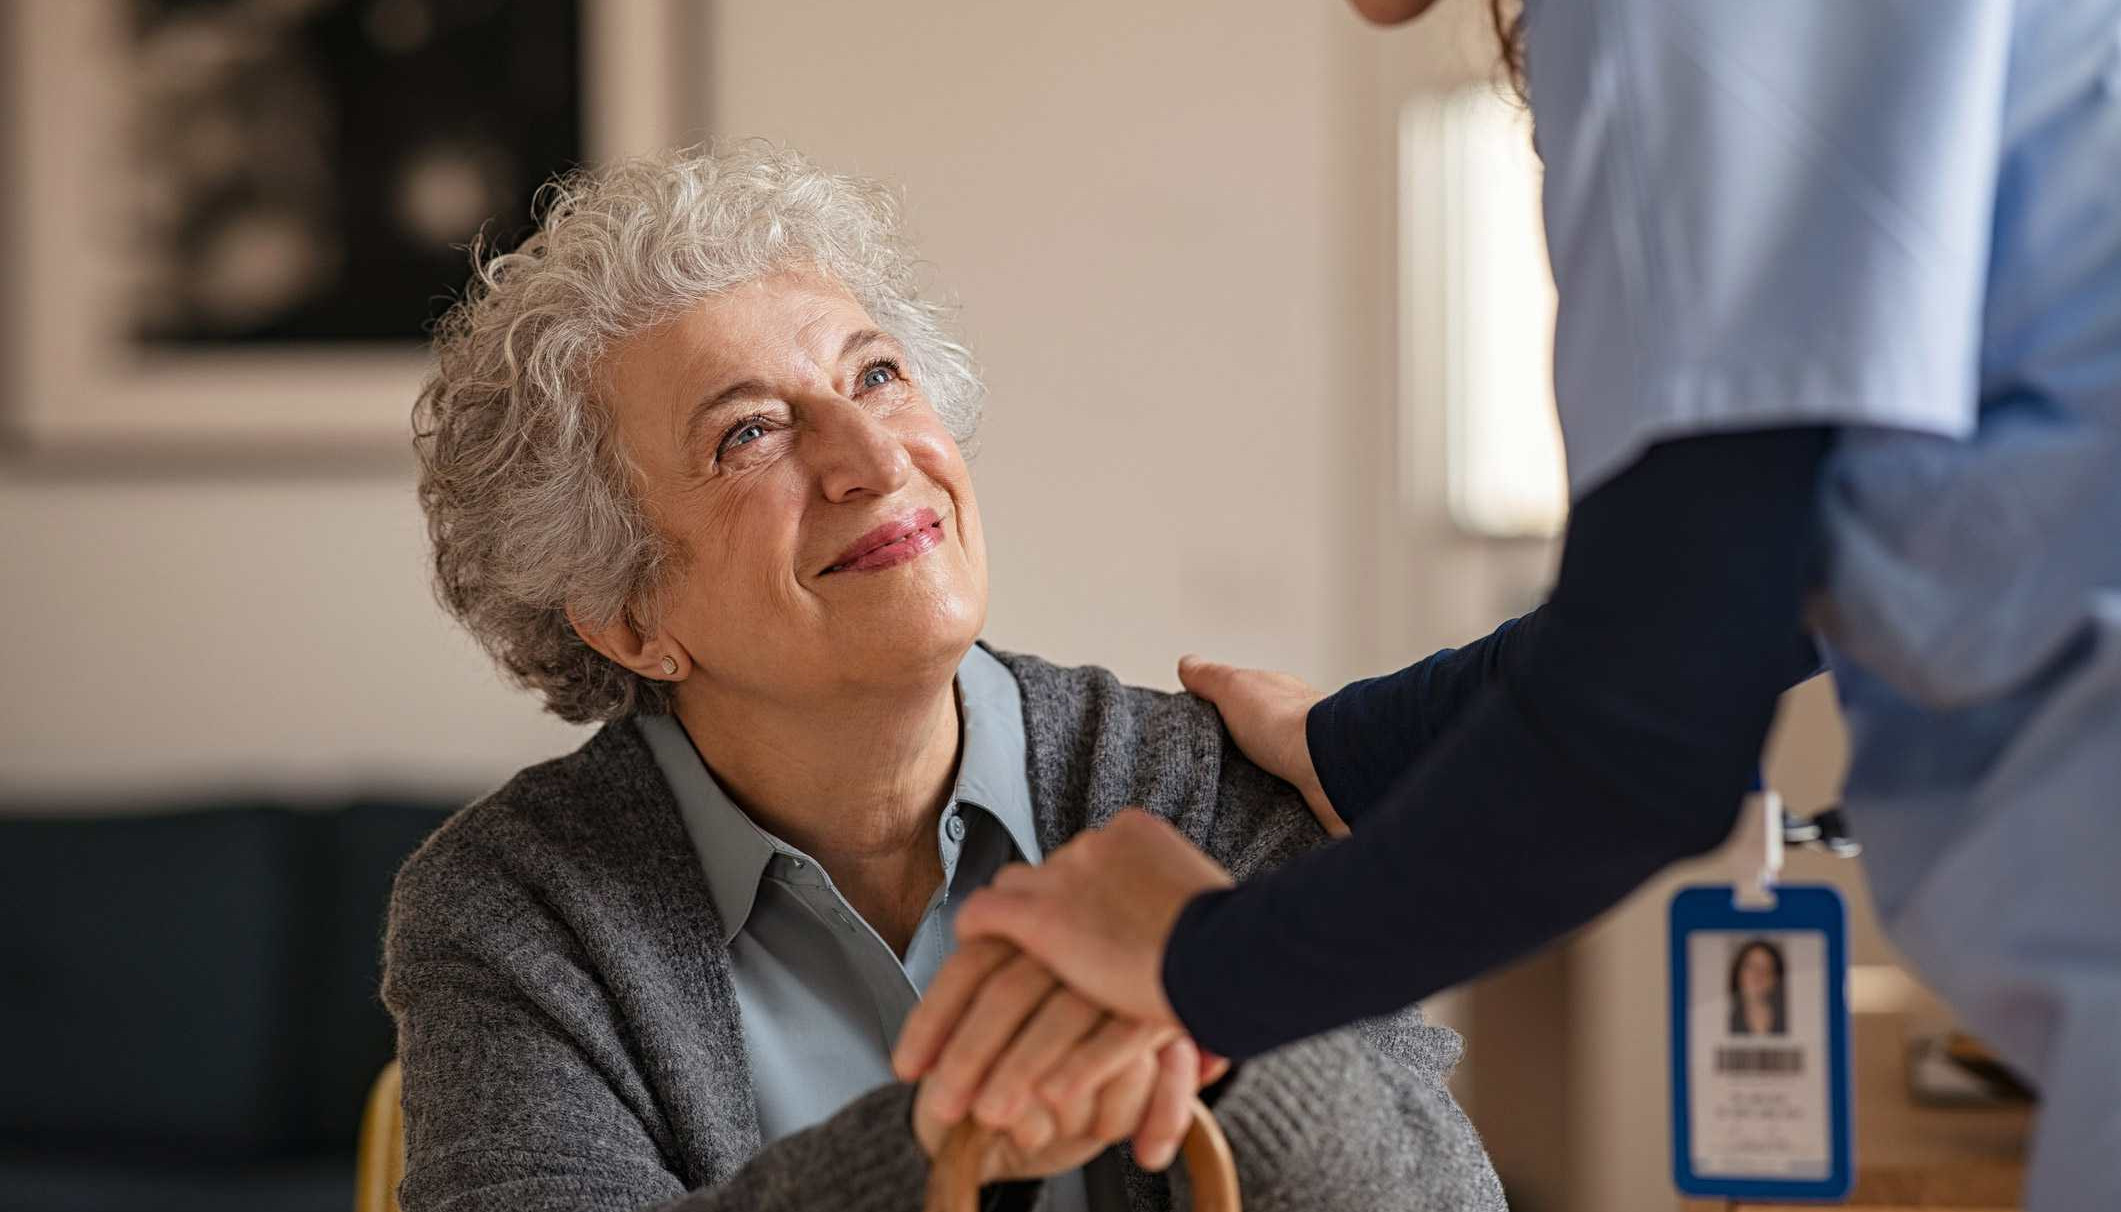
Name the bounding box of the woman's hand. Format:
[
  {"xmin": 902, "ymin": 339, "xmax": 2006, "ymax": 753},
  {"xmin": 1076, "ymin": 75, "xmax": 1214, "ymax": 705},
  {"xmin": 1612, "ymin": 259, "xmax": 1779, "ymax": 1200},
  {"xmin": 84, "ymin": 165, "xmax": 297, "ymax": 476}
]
[
  {"xmin": 906, "ymin": 940, "xmax": 1207, "ymax": 1177},
  {"xmin": 1177, "ymin": 655, "xmax": 1347, "ymax": 837},
  {"xmin": 910, "ymin": 1034, "xmax": 1198, "ymax": 1182}
]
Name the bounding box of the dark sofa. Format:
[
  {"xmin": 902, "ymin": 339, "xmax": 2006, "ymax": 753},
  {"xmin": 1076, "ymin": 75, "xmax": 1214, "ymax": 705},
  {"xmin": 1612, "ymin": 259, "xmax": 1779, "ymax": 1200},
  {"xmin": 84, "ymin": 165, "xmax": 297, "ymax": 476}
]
[{"xmin": 0, "ymin": 800, "xmax": 452, "ymax": 1212}]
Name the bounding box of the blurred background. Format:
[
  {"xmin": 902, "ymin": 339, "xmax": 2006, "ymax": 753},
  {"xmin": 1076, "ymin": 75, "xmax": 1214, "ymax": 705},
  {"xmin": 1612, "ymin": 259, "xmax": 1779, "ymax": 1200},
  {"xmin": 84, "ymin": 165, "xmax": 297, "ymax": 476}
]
[{"xmin": 0, "ymin": 3, "xmax": 1996, "ymax": 1211}]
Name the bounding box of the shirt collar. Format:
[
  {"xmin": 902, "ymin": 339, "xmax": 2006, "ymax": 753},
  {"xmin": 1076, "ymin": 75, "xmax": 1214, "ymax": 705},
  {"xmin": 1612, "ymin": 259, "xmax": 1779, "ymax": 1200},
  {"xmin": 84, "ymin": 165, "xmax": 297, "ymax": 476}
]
[
  {"xmin": 636, "ymin": 712, "xmax": 781, "ymax": 945},
  {"xmin": 951, "ymin": 644, "xmax": 1044, "ymax": 867},
  {"xmin": 639, "ymin": 643, "xmax": 1041, "ymax": 946}
]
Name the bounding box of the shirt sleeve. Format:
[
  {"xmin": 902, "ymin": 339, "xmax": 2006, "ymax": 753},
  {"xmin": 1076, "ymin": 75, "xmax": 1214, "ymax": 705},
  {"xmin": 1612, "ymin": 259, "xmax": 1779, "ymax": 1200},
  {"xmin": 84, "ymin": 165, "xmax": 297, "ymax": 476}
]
[
  {"xmin": 1309, "ymin": 610, "xmax": 1821, "ymax": 829},
  {"xmin": 1529, "ymin": 0, "xmax": 2010, "ymax": 495},
  {"xmin": 1164, "ymin": 428, "xmax": 1830, "ymax": 1058},
  {"xmin": 1304, "ymin": 612, "xmax": 1540, "ymax": 824}
]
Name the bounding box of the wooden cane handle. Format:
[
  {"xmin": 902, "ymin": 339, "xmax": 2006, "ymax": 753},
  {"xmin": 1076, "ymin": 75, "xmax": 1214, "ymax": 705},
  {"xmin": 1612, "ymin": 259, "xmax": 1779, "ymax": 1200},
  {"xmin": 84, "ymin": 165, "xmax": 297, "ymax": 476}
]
[
  {"xmin": 1174, "ymin": 1097, "xmax": 1242, "ymax": 1211},
  {"xmin": 924, "ymin": 1097, "xmax": 1239, "ymax": 1212}
]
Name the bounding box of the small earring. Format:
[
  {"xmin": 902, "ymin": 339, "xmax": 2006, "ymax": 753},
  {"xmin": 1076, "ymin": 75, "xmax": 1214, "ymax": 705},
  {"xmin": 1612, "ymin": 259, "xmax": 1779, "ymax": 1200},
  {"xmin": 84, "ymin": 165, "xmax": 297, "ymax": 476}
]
[{"xmin": 659, "ymin": 655, "xmax": 679, "ymax": 677}]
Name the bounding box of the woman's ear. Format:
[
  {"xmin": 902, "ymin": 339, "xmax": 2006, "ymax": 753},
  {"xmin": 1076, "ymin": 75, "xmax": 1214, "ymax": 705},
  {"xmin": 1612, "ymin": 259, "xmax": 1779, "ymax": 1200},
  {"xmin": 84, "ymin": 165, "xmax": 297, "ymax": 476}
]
[{"xmin": 567, "ymin": 606, "xmax": 690, "ymax": 682}]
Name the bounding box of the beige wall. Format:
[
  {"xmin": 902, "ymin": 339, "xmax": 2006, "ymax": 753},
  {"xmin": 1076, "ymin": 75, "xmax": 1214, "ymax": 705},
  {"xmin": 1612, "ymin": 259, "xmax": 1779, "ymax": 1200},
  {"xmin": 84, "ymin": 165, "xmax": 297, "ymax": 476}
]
[
  {"xmin": 1, "ymin": 0, "xmax": 1394, "ymax": 795},
  {"xmin": 0, "ymin": 474, "xmax": 584, "ymax": 799},
  {"xmin": 708, "ymin": 0, "xmax": 1375, "ymax": 689}
]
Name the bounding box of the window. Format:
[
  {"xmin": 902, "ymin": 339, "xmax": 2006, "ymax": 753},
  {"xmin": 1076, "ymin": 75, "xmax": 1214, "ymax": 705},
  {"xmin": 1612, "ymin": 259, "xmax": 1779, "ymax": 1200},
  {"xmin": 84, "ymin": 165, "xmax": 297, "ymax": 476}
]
[{"xmin": 1402, "ymin": 85, "xmax": 1567, "ymax": 540}]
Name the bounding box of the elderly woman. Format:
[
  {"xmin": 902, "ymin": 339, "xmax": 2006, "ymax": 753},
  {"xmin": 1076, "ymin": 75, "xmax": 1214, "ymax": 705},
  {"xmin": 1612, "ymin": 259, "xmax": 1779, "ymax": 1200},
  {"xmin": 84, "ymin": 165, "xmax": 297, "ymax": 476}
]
[{"xmin": 384, "ymin": 142, "xmax": 1502, "ymax": 1212}]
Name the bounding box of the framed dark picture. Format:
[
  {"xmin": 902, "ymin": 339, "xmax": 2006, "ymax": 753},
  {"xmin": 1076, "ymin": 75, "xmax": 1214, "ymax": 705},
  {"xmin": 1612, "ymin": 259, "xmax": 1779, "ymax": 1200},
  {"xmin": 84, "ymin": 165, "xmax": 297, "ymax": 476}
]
[{"xmin": 4, "ymin": 0, "xmax": 703, "ymax": 458}]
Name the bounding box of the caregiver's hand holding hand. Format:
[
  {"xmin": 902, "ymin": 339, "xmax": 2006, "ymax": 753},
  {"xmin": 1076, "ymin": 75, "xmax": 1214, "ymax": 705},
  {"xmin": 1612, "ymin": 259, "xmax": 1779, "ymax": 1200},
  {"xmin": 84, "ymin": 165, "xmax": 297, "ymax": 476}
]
[
  {"xmin": 905, "ymin": 935, "xmax": 1212, "ymax": 1175},
  {"xmin": 936, "ymin": 811, "xmax": 1231, "ymax": 1026},
  {"xmin": 897, "ymin": 814, "xmax": 1234, "ymax": 1162},
  {"xmin": 1178, "ymin": 655, "xmax": 1346, "ymax": 837}
]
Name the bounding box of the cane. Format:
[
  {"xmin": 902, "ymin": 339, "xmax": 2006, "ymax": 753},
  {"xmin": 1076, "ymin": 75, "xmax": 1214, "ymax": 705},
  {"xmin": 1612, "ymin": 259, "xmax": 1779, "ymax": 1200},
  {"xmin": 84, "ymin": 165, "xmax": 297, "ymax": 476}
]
[{"xmin": 925, "ymin": 1096, "xmax": 1240, "ymax": 1212}]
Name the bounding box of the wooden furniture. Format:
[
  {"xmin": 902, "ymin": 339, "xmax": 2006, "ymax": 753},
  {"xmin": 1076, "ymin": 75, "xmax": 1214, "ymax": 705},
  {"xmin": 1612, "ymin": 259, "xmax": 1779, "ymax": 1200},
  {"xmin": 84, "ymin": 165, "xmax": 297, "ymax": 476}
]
[
  {"xmin": 355, "ymin": 1062, "xmax": 406, "ymax": 1212},
  {"xmin": 928, "ymin": 1097, "xmax": 1239, "ymax": 1211},
  {"xmin": 1681, "ymin": 1011, "xmax": 2029, "ymax": 1211}
]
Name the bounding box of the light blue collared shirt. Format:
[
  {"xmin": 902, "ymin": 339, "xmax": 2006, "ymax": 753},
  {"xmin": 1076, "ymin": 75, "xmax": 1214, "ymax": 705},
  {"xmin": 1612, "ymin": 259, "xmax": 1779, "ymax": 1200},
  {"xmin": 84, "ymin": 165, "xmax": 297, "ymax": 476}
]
[
  {"xmin": 1524, "ymin": 4, "xmax": 2121, "ymax": 1205},
  {"xmin": 640, "ymin": 645, "xmax": 1102, "ymax": 1211}
]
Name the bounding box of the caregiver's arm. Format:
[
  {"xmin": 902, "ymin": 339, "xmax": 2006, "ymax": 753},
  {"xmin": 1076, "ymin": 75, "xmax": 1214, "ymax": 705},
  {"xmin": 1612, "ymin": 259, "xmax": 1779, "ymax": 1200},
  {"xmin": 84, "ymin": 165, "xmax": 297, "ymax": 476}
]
[
  {"xmin": 1177, "ymin": 618, "xmax": 1542, "ymax": 834},
  {"xmin": 1178, "ymin": 747, "xmax": 1504, "ymax": 1211},
  {"xmin": 1302, "ymin": 613, "xmax": 1537, "ymax": 822},
  {"xmin": 1194, "ymin": 593, "xmax": 1815, "ymax": 833},
  {"xmin": 1164, "ymin": 426, "xmax": 1832, "ymax": 1056},
  {"xmin": 1185, "ymin": 769, "xmax": 1503, "ymax": 1212},
  {"xmin": 1304, "ymin": 609, "xmax": 1820, "ymax": 828}
]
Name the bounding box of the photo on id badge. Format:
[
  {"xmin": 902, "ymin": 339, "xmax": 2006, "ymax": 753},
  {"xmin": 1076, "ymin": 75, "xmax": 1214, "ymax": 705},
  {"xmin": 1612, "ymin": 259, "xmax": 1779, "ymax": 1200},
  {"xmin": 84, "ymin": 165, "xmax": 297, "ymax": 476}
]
[
  {"xmin": 1670, "ymin": 885, "xmax": 1850, "ymax": 1199},
  {"xmin": 1690, "ymin": 932, "xmax": 1824, "ymax": 1175}
]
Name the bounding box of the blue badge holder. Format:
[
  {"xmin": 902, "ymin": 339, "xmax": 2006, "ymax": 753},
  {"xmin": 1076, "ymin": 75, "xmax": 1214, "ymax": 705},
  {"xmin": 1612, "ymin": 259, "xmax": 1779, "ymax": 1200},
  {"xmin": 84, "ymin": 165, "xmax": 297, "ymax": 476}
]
[{"xmin": 1670, "ymin": 882, "xmax": 1853, "ymax": 1201}]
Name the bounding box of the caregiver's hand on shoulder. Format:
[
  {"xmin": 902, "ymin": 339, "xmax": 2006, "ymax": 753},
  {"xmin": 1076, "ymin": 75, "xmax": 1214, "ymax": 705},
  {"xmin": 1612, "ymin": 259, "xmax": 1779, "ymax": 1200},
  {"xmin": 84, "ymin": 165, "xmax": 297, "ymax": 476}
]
[
  {"xmin": 1177, "ymin": 655, "xmax": 1347, "ymax": 837},
  {"xmin": 906, "ymin": 939, "xmax": 1204, "ymax": 1176}
]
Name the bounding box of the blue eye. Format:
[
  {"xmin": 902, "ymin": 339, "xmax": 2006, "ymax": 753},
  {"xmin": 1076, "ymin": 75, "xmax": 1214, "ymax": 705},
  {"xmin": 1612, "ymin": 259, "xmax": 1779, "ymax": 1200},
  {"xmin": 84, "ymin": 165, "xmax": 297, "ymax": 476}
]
[
  {"xmin": 720, "ymin": 419, "xmax": 768, "ymax": 455},
  {"xmin": 860, "ymin": 360, "xmax": 900, "ymax": 390}
]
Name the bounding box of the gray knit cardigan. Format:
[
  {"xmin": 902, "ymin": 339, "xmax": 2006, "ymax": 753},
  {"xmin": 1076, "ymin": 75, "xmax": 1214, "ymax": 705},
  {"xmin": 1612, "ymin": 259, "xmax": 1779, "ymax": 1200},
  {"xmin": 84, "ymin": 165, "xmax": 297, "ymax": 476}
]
[{"xmin": 381, "ymin": 648, "xmax": 1506, "ymax": 1212}]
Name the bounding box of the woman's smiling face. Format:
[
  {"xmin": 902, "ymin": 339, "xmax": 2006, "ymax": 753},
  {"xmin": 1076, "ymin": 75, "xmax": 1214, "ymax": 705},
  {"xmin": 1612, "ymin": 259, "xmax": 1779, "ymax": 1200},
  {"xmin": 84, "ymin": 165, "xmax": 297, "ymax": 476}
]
[{"xmin": 596, "ymin": 270, "xmax": 988, "ymax": 702}]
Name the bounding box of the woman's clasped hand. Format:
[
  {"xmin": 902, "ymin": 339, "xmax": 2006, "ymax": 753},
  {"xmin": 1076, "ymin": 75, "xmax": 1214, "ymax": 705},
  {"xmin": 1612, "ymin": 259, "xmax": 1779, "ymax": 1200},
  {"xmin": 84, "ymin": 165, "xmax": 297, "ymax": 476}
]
[{"xmin": 902, "ymin": 937, "xmax": 1227, "ymax": 1181}]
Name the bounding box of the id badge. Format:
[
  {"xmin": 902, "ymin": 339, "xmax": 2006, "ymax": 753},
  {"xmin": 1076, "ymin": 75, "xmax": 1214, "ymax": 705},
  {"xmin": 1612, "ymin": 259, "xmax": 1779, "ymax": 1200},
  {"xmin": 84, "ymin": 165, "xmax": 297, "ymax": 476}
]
[{"xmin": 1669, "ymin": 883, "xmax": 1853, "ymax": 1200}]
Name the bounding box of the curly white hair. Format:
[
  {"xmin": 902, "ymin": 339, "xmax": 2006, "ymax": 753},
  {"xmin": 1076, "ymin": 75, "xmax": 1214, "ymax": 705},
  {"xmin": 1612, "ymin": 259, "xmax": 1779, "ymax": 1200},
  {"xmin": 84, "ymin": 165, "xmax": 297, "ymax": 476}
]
[{"xmin": 414, "ymin": 140, "xmax": 983, "ymax": 723}]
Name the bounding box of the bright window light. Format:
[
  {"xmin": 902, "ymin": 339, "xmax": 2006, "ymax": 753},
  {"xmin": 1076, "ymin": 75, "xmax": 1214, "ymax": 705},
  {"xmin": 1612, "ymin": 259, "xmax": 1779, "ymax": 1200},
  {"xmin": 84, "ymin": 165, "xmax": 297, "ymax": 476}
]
[{"xmin": 1403, "ymin": 86, "xmax": 1568, "ymax": 540}]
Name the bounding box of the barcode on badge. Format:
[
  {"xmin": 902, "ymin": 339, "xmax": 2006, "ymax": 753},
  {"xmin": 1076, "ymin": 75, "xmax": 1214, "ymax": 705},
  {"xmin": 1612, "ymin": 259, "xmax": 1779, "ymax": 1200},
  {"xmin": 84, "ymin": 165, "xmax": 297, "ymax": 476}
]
[{"xmin": 1716, "ymin": 1046, "xmax": 1804, "ymax": 1075}]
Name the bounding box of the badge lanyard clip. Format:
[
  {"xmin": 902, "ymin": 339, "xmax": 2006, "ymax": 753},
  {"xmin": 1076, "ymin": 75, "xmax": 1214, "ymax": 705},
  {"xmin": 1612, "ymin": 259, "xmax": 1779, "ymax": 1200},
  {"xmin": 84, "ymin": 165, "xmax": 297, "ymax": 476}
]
[{"xmin": 1731, "ymin": 776, "xmax": 1784, "ymax": 912}]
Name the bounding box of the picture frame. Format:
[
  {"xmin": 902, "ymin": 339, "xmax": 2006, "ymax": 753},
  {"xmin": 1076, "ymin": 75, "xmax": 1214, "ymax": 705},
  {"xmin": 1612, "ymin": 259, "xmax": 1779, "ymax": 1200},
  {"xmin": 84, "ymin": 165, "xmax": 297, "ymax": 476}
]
[{"xmin": 2, "ymin": 0, "xmax": 705, "ymax": 463}]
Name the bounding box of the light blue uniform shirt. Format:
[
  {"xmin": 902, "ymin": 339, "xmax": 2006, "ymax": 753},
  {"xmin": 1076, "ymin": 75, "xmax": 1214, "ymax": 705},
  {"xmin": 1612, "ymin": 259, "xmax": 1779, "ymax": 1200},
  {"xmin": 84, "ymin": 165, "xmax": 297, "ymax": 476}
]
[
  {"xmin": 639, "ymin": 646, "xmax": 1105, "ymax": 1211},
  {"xmin": 1525, "ymin": 2, "xmax": 2121, "ymax": 1205}
]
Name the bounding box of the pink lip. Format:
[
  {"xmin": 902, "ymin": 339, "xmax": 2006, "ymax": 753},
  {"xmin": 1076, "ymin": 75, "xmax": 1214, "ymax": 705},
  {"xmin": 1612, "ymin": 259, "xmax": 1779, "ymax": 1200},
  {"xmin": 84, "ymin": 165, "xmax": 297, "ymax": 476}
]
[{"xmin": 822, "ymin": 508, "xmax": 946, "ymax": 575}]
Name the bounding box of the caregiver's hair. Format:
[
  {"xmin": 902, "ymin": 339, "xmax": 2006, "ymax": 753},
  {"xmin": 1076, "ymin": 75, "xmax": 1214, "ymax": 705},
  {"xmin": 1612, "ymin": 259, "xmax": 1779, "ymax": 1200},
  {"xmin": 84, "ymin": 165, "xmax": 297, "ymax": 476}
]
[
  {"xmin": 414, "ymin": 141, "xmax": 984, "ymax": 724},
  {"xmin": 1489, "ymin": 0, "xmax": 1526, "ymax": 98}
]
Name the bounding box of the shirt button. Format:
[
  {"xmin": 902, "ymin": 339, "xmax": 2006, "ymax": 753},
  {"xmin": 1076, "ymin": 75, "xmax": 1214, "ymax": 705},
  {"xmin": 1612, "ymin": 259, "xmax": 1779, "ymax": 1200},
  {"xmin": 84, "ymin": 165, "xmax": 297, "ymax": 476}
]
[{"xmin": 945, "ymin": 815, "xmax": 967, "ymax": 844}]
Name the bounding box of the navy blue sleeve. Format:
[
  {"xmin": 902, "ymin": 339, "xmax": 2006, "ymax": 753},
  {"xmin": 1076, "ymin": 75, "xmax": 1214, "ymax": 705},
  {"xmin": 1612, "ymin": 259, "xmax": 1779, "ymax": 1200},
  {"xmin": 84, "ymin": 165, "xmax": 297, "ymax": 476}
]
[
  {"xmin": 1305, "ymin": 613, "xmax": 1540, "ymax": 825},
  {"xmin": 1163, "ymin": 427, "xmax": 1831, "ymax": 1059},
  {"xmin": 1311, "ymin": 603, "xmax": 1819, "ymax": 828}
]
